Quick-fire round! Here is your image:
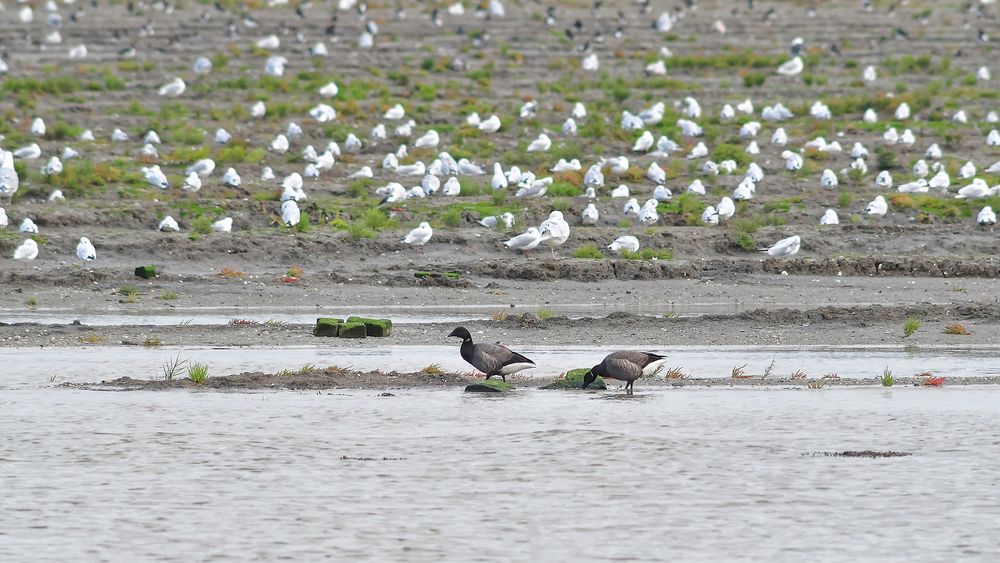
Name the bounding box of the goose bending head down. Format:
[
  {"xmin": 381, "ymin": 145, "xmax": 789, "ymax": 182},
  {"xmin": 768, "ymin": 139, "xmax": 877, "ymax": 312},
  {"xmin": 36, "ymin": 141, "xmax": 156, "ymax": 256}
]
[
  {"xmin": 448, "ymin": 327, "xmax": 535, "ymax": 382},
  {"xmin": 582, "ymin": 351, "xmax": 668, "ymax": 393}
]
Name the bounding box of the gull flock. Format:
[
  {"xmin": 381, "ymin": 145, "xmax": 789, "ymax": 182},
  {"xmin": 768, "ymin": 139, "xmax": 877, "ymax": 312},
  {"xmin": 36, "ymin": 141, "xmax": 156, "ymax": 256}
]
[{"xmin": 2, "ymin": 0, "xmax": 999, "ymax": 269}]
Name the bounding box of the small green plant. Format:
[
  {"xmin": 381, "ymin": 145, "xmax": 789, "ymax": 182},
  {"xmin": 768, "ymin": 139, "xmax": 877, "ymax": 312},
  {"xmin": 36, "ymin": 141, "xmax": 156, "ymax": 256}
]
[
  {"xmin": 734, "ymin": 232, "xmax": 757, "ymax": 251},
  {"xmin": 159, "ymin": 290, "xmax": 178, "ymax": 300},
  {"xmin": 161, "ymin": 354, "xmax": 188, "ymax": 380},
  {"xmin": 572, "ymin": 245, "xmax": 604, "ymax": 259},
  {"xmin": 294, "ymin": 214, "xmax": 311, "ymax": 233},
  {"xmin": 441, "ymin": 207, "xmax": 462, "ymax": 227},
  {"xmin": 903, "ymin": 317, "xmax": 921, "ymax": 338},
  {"xmin": 875, "ymin": 146, "xmax": 897, "ymax": 171},
  {"xmin": 191, "ymin": 216, "xmax": 214, "ymax": 235},
  {"xmin": 276, "ymin": 364, "xmax": 316, "ymax": 377},
  {"xmin": 26, "ymin": 296, "xmax": 38, "ymax": 307},
  {"xmin": 537, "ymin": 308, "xmax": 555, "ymax": 320},
  {"xmin": 621, "ymin": 248, "xmax": 673, "ymax": 261},
  {"xmin": 880, "ymin": 367, "xmax": 894, "ymax": 387},
  {"xmin": 742, "ymin": 72, "xmax": 766, "ymax": 88},
  {"xmin": 143, "ymin": 338, "xmax": 162, "ymax": 347},
  {"xmin": 188, "ymin": 363, "xmax": 209, "ymax": 384},
  {"xmin": 120, "ymin": 286, "xmax": 139, "ymax": 302}
]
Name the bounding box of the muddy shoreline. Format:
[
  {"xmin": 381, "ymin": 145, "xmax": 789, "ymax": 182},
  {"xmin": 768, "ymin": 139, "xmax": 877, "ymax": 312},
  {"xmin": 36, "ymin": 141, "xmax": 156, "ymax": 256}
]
[
  {"xmin": 5, "ymin": 303, "xmax": 1000, "ymax": 348},
  {"xmin": 68, "ymin": 367, "xmax": 1000, "ymax": 391}
]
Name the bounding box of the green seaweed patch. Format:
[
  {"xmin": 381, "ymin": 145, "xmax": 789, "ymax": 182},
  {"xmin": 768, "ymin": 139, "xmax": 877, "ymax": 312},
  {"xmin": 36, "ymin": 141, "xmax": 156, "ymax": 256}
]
[
  {"xmin": 541, "ymin": 368, "xmax": 606, "ymax": 390},
  {"xmin": 414, "ymin": 271, "xmax": 461, "ymax": 280},
  {"xmin": 465, "ymin": 379, "xmax": 515, "ymax": 393}
]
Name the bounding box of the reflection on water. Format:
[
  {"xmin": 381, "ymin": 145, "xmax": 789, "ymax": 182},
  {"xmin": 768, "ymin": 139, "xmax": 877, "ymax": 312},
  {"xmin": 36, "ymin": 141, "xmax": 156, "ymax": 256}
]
[
  {"xmin": 2, "ymin": 387, "xmax": 999, "ymax": 560},
  {"xmin": 2, "ymin": 345, "xmax": 999, "ymax": 390}
]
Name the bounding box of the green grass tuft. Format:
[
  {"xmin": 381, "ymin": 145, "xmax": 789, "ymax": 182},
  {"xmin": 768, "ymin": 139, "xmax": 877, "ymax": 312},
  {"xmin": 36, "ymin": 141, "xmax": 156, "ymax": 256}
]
[
  {"xmin": 188, "ymin": 363, "xmax": 209, "ymax": 384},
  {"xmin": 572, "ymin": 245, "xmax": 604, "ymax": 259},
  {"xmin": 879, "ymin": 367, "xmax": 894, "ymax": 387},
  {"xmin": 620, "ymin": 248, "xmax": 673, "ymax": 261}
]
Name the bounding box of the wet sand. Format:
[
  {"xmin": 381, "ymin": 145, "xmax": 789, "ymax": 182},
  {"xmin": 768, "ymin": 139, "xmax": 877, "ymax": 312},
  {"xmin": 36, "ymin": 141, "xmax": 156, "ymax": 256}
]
[{"xmin": 71, "ymin": 368, "xmax": 1000, "ymax": 391}]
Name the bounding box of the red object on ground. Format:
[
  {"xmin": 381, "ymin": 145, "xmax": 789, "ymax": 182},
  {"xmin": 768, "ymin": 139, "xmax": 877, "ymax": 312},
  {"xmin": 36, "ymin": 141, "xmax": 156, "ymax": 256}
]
[
  {"xmin": 281, "ymin": 275, "xmax": 300, "ymax": 283},
  {"xmin": 924, "ymin": 376, "xmax": 945, "ymax": 387}
]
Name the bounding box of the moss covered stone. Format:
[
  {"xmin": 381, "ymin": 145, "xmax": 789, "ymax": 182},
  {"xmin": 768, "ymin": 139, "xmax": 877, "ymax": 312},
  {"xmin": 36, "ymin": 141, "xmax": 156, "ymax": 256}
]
[
  {"xmin": 464, "ymin": 379, "xmax": 515, "ymax": 393},
  {"xmin": 337, "ymin": 321, "xmax": 368, "ymax": 339},
  {"xmin": 541, "ymin": 368, "xmax": 607, "ymax": 390},
  {"xmin": 313, "ymin": 318, "xmax": 343, "ymax": 337},
  {"xmin": 134, "ymin": 266, "xmax": 157, "ymax": 279},
  {"xmin": 346, "ymin": 316, "xmax": 392, "ymax": 337}
]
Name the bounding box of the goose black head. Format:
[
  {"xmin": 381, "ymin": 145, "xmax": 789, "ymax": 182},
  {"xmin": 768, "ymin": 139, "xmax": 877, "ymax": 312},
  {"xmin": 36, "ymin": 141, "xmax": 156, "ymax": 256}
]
[
  {"xmin": 448, "ymin": 327, "xmax": 472, "ymax": 342},
  {"xmin": 581, "ymin": 366, "xmax": 601, "ymax": 389}
]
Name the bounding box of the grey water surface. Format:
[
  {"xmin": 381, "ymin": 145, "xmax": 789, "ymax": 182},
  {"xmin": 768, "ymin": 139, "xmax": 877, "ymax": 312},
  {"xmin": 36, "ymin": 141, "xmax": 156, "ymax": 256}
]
[
  {"xmin": 2, "ymin": 387, "xmax": 998, "ymax": 561},
  {"xmin": 2, "ymin": 344, "xmax": 999, "ymax": 390}
]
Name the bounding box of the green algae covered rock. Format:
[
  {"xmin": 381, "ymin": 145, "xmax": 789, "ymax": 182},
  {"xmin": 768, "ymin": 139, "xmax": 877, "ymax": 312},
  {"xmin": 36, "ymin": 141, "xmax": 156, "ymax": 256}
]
[
  {"xmin": 345, "ymin": 316, "xmax": 392, "ymax": 337},
  {"xmin": 337, "ymin": 320, "xmax": 368, "ymax": 339},
  {"xmin": 134, "ymin": 266, "xmax": 157, "ymax": 279},
  {"xmin": 541, "ymin": 368, "xmax": 607, "ymax": 390},
  {"xmin": 313, "ymin": 318, "xmax": 344, "ymax": 337}
]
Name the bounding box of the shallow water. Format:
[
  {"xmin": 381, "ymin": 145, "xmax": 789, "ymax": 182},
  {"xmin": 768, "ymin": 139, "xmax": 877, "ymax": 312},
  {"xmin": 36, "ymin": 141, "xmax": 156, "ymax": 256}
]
[
  {"xmin": 0, "ymin": 298, "xmax": 926, "ymax": 326},
  {"xmin": 2, "ymin": 387, "xmax": 999, "ymax": 561},
  {"xmin": 2, "ymin": 345, "xmax": 999, "ymax": 390}
]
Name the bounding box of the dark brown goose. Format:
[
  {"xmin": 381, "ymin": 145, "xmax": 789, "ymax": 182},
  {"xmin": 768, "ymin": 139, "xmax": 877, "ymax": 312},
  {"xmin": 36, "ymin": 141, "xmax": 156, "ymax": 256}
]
[
  {"xmin": 448, "ymin": 327, "xmax": 535, "ymax": 382},
  {"xmin": 582, "ymin": 351, "xmax": 668, "ymax": 392}
]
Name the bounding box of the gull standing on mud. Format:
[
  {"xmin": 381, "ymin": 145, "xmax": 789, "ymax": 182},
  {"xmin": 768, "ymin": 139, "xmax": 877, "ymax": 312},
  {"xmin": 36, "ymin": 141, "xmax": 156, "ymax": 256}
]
[
  {"xmin": 504, "ymin": 227, "xmax": 542, "ymax": 257},
  {"xmin": 76, "ymin": 237, "xmax": 97, "ymax": 267},
  {"xmin": 0, "ymin": 151, "xmax": 18, "ymax": 203},
  {"xmin": 402, "ymin": 222, "xmax": 433, "ymax": 252},
  {"xmin": 448, "ymin": 327, "xmax": 535, "ymax": 382},
  {"xmin": 538, "ymin": 211, "xmax": 570, "ymax": 258},
  {"xmin": 582, "ymin": 351, "xmax": 668, "ymax": 393}
]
